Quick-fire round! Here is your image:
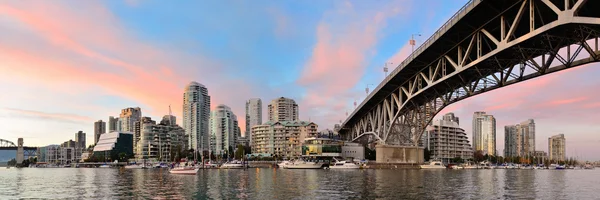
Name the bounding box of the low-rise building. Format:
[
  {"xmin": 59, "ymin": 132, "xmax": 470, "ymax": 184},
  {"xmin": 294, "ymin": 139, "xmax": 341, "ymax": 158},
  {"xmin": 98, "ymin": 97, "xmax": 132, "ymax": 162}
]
[
  {"xmin": 251, "ymin": 121, "xmax": 318, "ymax": 158},
  {"xmin": 341, "ymin": 142, "xmax": 365, "ymax": 160},
  {"xmin": 93, "ymin": 131, "xmax": 134, "ymax": 162},
  {"xmin": 37, "ymin": 145, "xmax": 84, "ymax": 164}
]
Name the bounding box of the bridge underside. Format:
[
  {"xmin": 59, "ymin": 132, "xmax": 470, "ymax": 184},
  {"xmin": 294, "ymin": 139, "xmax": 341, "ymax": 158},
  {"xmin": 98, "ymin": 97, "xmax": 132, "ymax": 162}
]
[{"xmin": 341, "ymin": 0, "xmax": 600, "ymax": 147}]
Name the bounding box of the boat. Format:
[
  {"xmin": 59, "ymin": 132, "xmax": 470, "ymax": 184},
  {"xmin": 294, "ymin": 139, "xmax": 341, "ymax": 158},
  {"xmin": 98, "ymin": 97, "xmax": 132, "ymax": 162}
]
[
  {"xmin": 327, "ymin": 158, "xmax": 360, "ymax": 169},
  {"xmin": 169, "ymin": 166, "xmax": 199, "ymax": 174},
  {"xmin": 220, "ymin": 161, "xmax": 245, "ymax": 169},
  {"xmin": 124, "ymin": 164, "xmax": 146, "ymax": 169},
  {"xmin": 99, "ymin": 165, "xmax": 111, "ymax": 168},
  {"xmin": 555, "ymin": 165, "xmax": 566, "ymax": 170},
  {"xmin": 549, "ymin": 164, "xmax": 558, "ymax": 170},
  {"xmin": 420, "ymin": 161, "xmax": 446, "ymax": 169},
  {"xmin": 277, "ymin": 160, "xmax": 293, "ymax": 168},
  {"xmin": 284, "ymin": 160, "xmax": 324, "ymax": 169},
  {"xmin": 584, "ymin": 164, "xmax": 595, "ymax": 169}
]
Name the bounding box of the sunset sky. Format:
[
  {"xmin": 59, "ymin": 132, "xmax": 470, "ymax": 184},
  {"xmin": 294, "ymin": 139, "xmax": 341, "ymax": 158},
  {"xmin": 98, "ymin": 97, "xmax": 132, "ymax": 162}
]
[{"xmin": 1, "ymin": 1, "xmax": 598, "ymax": 160}]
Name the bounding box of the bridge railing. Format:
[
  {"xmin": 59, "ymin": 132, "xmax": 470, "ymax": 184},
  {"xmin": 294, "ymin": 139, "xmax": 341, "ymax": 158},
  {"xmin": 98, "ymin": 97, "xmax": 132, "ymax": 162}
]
[{"xmin": 343, "ymin": 0, "xmax": 480, "ymax": 127}]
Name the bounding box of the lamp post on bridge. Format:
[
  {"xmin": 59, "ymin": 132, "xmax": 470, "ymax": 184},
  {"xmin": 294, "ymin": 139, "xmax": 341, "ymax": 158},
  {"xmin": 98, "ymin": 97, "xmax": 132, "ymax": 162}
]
[
  {"xmin": 383, "ymin": 62, "xmax": 393, "ymax": 77},
  {"xmin": 365, "ymin": 84, "xmax": 374, "ymax": 96},
  {"xmin": 410, "ymin": 33, "xmax": 422, "ymax": 53}
]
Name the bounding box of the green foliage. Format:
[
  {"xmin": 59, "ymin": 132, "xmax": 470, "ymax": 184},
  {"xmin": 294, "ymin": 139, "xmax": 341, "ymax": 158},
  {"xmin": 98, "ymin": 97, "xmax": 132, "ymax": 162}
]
[
  {"xmin": 451, "ymin": 157, "xmax": 464, "ymax": 163},
  {"xmin": 473, "ymin": 150, "xmax": 484, "ymax": 162},
  {"xmin": 234, "ymin": 145, "xmax": 245, "ymax": 160}
]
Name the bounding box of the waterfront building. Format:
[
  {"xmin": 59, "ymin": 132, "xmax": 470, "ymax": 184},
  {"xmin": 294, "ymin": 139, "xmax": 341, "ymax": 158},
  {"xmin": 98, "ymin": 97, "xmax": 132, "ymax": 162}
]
[
  {"xmin": 534, "ymin": 151, "xmax": 548, "ymax": 163},
  {"xmin": 93, "ymin": 131, "xmax": 134, "ymax": 161},
  {"xmin": 209, "ymin": 104, "xmax": 241, "ymax": 156},
  {"xmin": 94, "ymin": 120, "xmax": 106, "ymax": 145},
  {"xmin": 119, "ymin": 107, "xmax": 142, "ymax": 133},
  {"xmin": 424, "ymin": 113, "xmax": 473, "ymax": 161},
  {"xmin": 251, "ymin": 121, "xmax": 318, "ymax": 158},
  {"xmin": 134, "ymin": 117, "xmax": 187, "ymax": 161},
  {"xmin": 548, "ymin": 134, "xmax": 566, "ymax": 162},
  {"xmin": 183, "ymin": 81, "xmax": 211, "ymax": 153},
  {"xmin": 341, "ymin": 142, "xmax": 365, "ymax": 160},
  {"xmin": 75, "ymin": 131, "xmax": 86, "ymax": 149},
  {"xmin": 268, "ymin": 97, "xmax": 299, "ymax": 122},
  {"xmin": 245, "ymin": 98, "xmax": 262, "ymax": 145},
  {"xmin": 504, "ymin": 119, "xmax": 536, "ymax": 158},
  {"xmin": 317, "ymin": 129, "xmax": 341, "ymax": 140},
  {"xmin": 108, "ymin": 116, "xmax": 119, "ymax": 132},
  {"xmin": 472, "ymin": 112, "xmax": 496, "ymax": 156},
  {"xmin": 37, "ymin": 145, "xmax": 84, "ymax": 164}
]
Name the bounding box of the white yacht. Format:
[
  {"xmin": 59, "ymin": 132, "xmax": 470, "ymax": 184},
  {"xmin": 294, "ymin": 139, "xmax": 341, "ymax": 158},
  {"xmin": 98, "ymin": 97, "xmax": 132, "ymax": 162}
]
[
  {"xmin": 420, "ymin": 161, "xmax": 446, "ymax": 169},
  {"xmin": 277, "ymin": 160, "xmax": 293, "ymax": 168},
  {"xmin": 99, "ymin": 165, "xmax": 111, "ymax": 168},
  {"xmin": 124, "ymin": 164, "xmax": 146, "ymax": 169},
  {"xmin": 284, "ymin": 160, "xmax": 324, "ymax": 169},
  {"xmin": 220, "ymin": 161, "xmax": 245, "ymax": 169},
  {"xmin": 328, "ymin": 159, "xmax": 360, "ymax": 169},
  {"xmin": 170, "ymin": 162, "xmax": 198, "ymax": 174}
]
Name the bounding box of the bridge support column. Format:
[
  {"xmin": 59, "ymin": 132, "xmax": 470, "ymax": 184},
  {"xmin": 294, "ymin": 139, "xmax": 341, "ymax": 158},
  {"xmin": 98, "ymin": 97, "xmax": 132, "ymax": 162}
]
[
  {"xmin": 376, "ymin": 144, "xmax": 423, "ymax": 164},
  {"xmin": 16, "ymin": 138, "xmax": 24, "ymax": 165}
]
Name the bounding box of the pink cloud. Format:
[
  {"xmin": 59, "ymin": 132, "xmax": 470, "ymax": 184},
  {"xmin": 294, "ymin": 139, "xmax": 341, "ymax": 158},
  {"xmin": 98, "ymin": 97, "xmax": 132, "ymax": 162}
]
[
  {"xmin": 296, "ymin": 1, "xmax": 411, "ymax": 128},
  {"xmin": 4, "ymin": 108, "xmax": 92, "ymax": 123},
  {"xmin": 0, "ymin": 2, "xmax": 240, "ymax": 126}
]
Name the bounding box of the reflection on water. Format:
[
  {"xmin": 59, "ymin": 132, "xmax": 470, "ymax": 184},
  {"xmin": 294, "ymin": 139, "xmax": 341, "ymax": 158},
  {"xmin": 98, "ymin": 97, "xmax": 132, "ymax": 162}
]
[{"xmin": 1, "ymin": 168, "xmax": 599, "ymax": 199}]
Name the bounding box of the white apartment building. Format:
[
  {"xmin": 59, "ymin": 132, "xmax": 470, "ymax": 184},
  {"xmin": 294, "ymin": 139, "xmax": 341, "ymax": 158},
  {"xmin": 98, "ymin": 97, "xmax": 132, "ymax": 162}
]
[
  {"xmin": 504, "ymin": 119, "xmax": 536, "ymax": 158},
  {"xmin": 424, "ymin": 113, "xmax": 473, "ymax": 161},
  {"xmin": 119, "ymin": 107, "xmax": 142, "ymax": 133},
  {"xmin": 268, "ymin": 97, "xmax": 298, "ymax": 122},
  {"xmin": 251, "ymin": 121, "xmax": 318, "ymax": 158},
  {"xmin": 183, "ymin": 81, "xmax": 210, "ymax": 153},
  {"xmin": 548, "ymin": 134, "xmax": 566, "ymax": 162},
  {"xmin": 210, "ymin": 104, "xmax": 241, "ymax": 156}
]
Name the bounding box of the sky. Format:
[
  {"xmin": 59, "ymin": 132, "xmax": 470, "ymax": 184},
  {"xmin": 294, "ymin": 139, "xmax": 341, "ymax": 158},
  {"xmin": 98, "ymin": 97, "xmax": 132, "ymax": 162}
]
[{"xmin": 0, "ymin": 0, "xmax": 599, "ymax": 160}]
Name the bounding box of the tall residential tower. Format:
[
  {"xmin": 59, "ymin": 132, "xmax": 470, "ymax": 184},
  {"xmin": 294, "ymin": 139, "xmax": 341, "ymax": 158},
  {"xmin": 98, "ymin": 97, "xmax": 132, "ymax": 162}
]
[
  {"xmin": 245, "ymin": 98, "xmax": 262, "ymax": 145},
  {"xmin": 119, "ymin": 107, "xmax": 141, "ymax": 133},
  {"xmin": 472, "ymin": 112, "xmax": 496, "ymax": 156},
  {"xmin": 268, "ymin": 97, "xmax": 298, "ymax": 122},
  {"xmin": 183, "ymin": 82, "xmax": 211, "ymax": 153},
  {"xmin": 94, "ymin": 120, "xmax": 106, "ymax": 145},
  {"xmin": 548, "ymin": 134, "xmax": 566, "ymax": 162},
  {"xmin": 210, "ymin": 104, "xmax": 241, "ymax": 156},
  {"xmin": 504, "ymin": 119, "xmax": 535, "ymax": 158}
]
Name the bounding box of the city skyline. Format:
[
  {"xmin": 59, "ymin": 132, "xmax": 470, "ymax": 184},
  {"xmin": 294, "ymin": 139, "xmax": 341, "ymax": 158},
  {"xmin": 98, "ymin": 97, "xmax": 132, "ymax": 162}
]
[{"xmin": 1, "ymin": 0, "xmax": 599, "ymax": 160}]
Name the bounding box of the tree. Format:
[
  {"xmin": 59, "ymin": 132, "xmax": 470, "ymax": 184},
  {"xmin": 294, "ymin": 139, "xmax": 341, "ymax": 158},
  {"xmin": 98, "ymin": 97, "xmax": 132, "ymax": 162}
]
[
  {"xmin": 451, "ymin": 157, "xmax": 464, "ymax": 163},
  {"xmin": 234, "ymin": 144, "xmax": 245, "ymax": 160},
  {"xmin": 474, "ymin": 150, "xmax": 484, "ymax": 162},
  {"xmin": 119, "ymin": 153, "xmax": 127, "ymax": 162}
]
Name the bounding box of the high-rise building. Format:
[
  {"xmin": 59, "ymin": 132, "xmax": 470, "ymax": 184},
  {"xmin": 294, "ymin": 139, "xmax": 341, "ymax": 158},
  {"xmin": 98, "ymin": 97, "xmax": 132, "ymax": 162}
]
[
  {"xmin": 119, "ymin": 107, "xmax": 142, "ymax": 133},
  {"xmin": 108, "ymin": 116, "xmax": 119, "ymax": 132},
  {"xmin": 251, "ymin": 121, "xmax": 318, "ymax": 158},
  {"xmin": 75, "ymin": 131, "xmax": 86, "ymax": 149},
  {"xmin": 268, "ymin": 97, "xmax": 298, "ymax": 122},
  {"xmin": 94, "ymin": 120, "xmax": 106, "ymax": 145},
  {"xmin": 472, "ymin": 112, "xmax": 496, "ymax": 156},
  {"xmin": 424, "ymin": 113, "xmax": 473, "ymax": 161},
  {"xmin": 548, "ymin": 134, "xmax": 566, "ymax": 162},
  {"xmin": 504, "ymin": 119, "xmax": 535, "ymax": 158},
  {"xmin": 209, "ymin": 104, "xmax": 241, "ymax": 156},
  {"xmin": 183, "ymin": 82, "xmax": 210, "ymax": 153},
  {"xmin": 245, "ymin": 98, "xmax": 262, "ymax": 144}
]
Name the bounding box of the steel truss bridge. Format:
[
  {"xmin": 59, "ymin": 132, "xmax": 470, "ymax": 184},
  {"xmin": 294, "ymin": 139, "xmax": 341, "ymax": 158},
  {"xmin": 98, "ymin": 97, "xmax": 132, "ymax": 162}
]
[
  {"xmin": 0, "ymin": 138, "xmax": 37, "ymax": 158},
  {"xmin": 339, "ymin": 0, "xmax": 600, "ymax": 146}
]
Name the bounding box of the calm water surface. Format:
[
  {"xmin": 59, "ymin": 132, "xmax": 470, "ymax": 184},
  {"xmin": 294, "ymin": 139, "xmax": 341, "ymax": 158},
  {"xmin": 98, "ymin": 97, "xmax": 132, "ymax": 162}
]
[{"xmin": 1, "ymin": 168, "xmax": 599, "ymax": 199}]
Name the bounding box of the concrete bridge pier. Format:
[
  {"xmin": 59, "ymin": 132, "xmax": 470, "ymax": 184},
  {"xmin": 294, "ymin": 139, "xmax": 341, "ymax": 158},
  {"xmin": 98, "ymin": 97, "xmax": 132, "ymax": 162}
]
[
  {"xmin": 376, "ymin": 144, "xmax": 423, "ymax": 164},
  {"xmin": 16, "ymin": 138, "xmax": 24, "ymax": 164}
]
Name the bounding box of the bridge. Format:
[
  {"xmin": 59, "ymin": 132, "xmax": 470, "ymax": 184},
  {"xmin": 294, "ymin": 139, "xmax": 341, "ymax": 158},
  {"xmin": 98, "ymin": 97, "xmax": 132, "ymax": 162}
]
[
  {"xmin": 339, "ymin": 0, "xmax": 600, "ymax": 162},
  {"xmin": 0, "ymin": 138, "xmax": 38, "ymax": 162}
]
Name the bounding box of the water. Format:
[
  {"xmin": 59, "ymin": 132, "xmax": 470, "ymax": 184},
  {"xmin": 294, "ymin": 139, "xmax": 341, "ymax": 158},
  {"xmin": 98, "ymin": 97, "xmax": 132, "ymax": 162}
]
[{"xmin": 1, "ymin": 168, "xmax": 599, "ymax": 199}]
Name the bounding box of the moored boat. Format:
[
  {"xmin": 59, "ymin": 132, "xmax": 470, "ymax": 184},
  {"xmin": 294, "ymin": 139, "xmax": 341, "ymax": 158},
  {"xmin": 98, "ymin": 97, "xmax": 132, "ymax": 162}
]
[
  {"xmin": 327, "ymin": 158, "xmax": 360, "ymax": 169},
  {"xmin": 285, "ymin": 160, "xmax": 324, "ymax": 169},
  {"xmin": 584, "ymin": 164, "xmax": 595, "ymax": 169},
  {"xmin": 124, "ymin": 164, "xmax": 146, "ymax": 169},
  {"xmin": 420, "ymin": 161, "xmax": 446, "ymax": 169},
  {"xmin": 169, "ymin": 166, "xmax": 199, "ymax": 174},
  {"xmin": 277, "ymin": 160, "xmax": 293, "ymax": 168},
  {"xmin": 220, "ymin": 161, "xmax": 245, "ymax": 169}
]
